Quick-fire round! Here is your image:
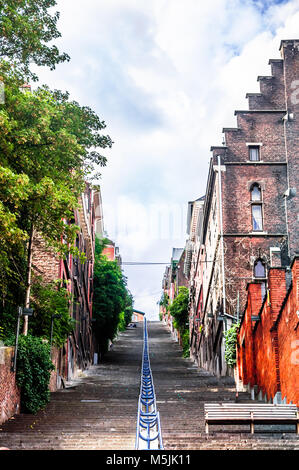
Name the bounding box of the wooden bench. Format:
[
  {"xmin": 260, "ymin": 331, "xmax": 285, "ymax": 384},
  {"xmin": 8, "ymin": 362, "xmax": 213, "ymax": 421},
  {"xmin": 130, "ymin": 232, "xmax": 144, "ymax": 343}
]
[{"xmin": 204, "ymin": 403, "xmax": 299, "ymax": 434}]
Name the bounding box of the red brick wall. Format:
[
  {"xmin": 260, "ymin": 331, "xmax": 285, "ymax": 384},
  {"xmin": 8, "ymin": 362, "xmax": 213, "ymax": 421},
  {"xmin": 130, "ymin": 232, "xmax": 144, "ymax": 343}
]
[
  {"xmin": 253, "ymin": 300, "xmax": 279, "ymax": 400},
  {"xmin": 0, "ymin": 347, "xmax": 20, "ymax": 424},
  {"xmin": 237, "ymin": 283, "xmax": 262, "ymax": 388},
  {"xmin": 276, "ymin": 259, "xmax": 299, "ymax": 405},
  {"xmin": 237, "ymin": 258, "xmax": 299, "ymax": 405}
]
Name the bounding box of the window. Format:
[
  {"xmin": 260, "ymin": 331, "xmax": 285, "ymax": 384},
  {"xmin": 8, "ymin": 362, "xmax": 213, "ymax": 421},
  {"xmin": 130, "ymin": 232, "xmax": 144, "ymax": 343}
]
[
  {"xmin": 254, "ymin": 260, "xmax": 266, "ymax": 278},
  {"xmin": 252, "ymin": 205, "xmax": 263, "ymax": 231},
  {"xmin": 250, "ymin": 184, "xmax": 263, "ymax": 231},
  {"xmin": 249, "ymin": 146, "xmax": 260, "ymax": 161},
  {"xmin": 251, "ymin": 185, "xmax": 261, "ymax": 201},
  {"xmin": 254, "ymin": 259, "xmax": 267, "ymax": 300}
]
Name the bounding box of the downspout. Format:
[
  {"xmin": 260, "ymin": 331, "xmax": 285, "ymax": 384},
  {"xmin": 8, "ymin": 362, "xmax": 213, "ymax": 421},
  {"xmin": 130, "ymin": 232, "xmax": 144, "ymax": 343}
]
[
  {"xmin": 283, "ymin": 118, "xmax": 291, "ymax": 260},
  {"xmin": 218, "ymin": 155, "xmax": 226, "ymax": 330}
]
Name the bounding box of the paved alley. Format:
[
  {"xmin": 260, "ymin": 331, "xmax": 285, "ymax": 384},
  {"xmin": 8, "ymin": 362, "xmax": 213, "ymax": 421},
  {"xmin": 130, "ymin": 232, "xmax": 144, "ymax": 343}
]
[{"xmin": 0, "ymin": 321, "xmax": 298, "ymax": 450}]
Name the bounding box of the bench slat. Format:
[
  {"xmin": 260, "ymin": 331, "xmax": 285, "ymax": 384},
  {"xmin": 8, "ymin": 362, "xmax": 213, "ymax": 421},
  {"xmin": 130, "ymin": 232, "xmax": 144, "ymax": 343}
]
[{"xmin": 204, "ymin": 402, "xmax": 299, "ymax": 435}]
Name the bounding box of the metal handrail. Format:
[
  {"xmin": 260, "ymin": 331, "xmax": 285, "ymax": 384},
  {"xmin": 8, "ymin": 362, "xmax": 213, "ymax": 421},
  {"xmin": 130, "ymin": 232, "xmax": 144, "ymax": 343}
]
[{"xmin": 135, "ymin": 317, "xmax": 164, "ymax": 450}]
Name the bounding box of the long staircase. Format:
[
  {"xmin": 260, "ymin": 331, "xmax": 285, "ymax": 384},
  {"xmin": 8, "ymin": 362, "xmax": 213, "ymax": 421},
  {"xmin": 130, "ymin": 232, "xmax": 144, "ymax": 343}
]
[{"xmin": 0, "ymin": 321, "xmax": 298, "ymax": 450}]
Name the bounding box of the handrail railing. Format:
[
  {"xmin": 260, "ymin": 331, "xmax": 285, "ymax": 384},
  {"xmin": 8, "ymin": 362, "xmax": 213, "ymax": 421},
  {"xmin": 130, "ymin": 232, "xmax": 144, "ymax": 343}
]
[{"xmin": 135, "ymin": 317, "xmax": 164, "ymax": 450}]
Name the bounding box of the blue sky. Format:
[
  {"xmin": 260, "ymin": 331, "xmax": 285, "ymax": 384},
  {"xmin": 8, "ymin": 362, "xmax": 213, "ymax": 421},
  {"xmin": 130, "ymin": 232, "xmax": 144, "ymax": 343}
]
[{"xmin": 33, "ymin": 0, "xmax": 299, "ymax": 320}]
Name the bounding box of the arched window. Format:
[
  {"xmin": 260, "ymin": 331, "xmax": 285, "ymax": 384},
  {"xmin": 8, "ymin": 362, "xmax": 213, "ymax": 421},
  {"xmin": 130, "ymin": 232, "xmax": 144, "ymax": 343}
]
[
  {"xmin": 254, "ymin": 260, "xmax": 266, "ymax": 278},
  {"xmin": 251, "ymin": 184, "xmax": 261, "ymax": 201},
  {"xmin": 250, "ymin": 184, "xmax": 263, "ymax": 231}
]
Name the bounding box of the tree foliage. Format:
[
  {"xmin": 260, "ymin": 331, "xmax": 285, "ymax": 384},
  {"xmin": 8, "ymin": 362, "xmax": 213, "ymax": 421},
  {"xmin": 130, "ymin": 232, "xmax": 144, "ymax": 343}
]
[
  {"xmin": 0, "ymin": 0, "xmax": 70, "ymax": 81},
  {"xmin": 92, "ymin": 238, "xmax": 133, "ymax": 356},
  {"xmin": 0, "ymin": 80, "xmax": 112, "ymax": 314},
  {"xmin": 169, "ymin": 286, "xmax": 190, "ymax": 357},
  {"xmin": 224, "ymin": 323, "xmax": 240, "ymax": 368},
  {"xmin": 169, "ymin": 286, "xmax": 189, "ymax": 331}
]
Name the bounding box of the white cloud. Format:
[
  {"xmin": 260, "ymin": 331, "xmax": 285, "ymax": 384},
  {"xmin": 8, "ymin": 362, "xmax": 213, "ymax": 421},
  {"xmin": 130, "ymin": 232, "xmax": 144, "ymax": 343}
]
[{"xmin": 33, "ymin": 0, "xmax": 299, "ymax": 320}]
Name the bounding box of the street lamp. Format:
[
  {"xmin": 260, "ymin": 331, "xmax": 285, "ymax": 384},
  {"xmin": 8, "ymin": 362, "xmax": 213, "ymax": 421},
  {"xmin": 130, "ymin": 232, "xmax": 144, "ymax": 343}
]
[{"xmin": 12, "ymin": 307, "xmax": 34, "ymax": 373}]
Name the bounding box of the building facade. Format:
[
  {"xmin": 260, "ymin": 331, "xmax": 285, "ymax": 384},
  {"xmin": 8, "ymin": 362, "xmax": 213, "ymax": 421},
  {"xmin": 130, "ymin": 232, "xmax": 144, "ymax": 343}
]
[
  {"xmin": 184, "ymin": 39, "xmax": 298, "ymax": 377},
  {"xmin": 32, "ymin": 185, "xmax": 101, "ymax": 387},
  {"xmin": 161, "ymin": 247, "xmax": 186, "ymax": 340}
]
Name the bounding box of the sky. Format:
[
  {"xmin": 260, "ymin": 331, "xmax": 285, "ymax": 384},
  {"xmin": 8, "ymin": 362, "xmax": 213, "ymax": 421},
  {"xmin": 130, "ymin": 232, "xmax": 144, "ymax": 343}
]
[{"xmin": 32, "ymin": 0, "xmax": 299, "ymax": 320}]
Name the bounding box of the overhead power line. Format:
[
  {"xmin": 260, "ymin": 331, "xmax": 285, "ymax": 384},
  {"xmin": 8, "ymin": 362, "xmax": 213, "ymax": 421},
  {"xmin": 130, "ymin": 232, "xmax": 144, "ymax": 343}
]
[
  {"xmin": 122, "ymin": 262, "xmax": 170, "ymax": 265},
  {"xmin": 122, "ymin": 260, "xmax": 215, "ymax": 265}
]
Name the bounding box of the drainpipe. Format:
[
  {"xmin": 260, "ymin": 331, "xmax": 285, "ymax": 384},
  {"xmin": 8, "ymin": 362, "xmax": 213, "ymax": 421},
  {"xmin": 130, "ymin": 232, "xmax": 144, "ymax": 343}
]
[{"xmin": 218, "ymin": 155, "xmax": 226, "ymax": 330}]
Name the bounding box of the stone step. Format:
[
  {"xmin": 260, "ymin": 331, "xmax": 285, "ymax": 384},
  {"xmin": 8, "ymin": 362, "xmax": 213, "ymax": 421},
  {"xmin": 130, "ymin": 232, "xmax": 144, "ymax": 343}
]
[{"xmin": 0, "ymin": 322, "xmax": 297, "ymax": 451}]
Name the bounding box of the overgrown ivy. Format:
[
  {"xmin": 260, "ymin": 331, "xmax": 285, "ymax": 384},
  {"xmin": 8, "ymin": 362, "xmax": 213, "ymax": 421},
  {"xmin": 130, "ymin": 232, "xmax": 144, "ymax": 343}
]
[
  {"xmin": 29, "ymin": 277, "xmax": 76, "ymax": 347},
  {"xmin": 16, "ymin": 334, "xmax": 55, "ymax": 414},
  {"xmin": 92, "ymin": 237, "xmax": 133, "ymax": 357}
]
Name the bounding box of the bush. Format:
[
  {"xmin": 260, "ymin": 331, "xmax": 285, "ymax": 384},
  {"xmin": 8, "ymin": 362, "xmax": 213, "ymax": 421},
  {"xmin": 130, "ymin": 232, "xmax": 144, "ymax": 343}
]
[
  {"xmin": 118, "ymin": 311, "xmax": 126, "ymax": 332},
  {"xmin": 16, "ymin": 334, "xmax": 55, "ymax": 414},
  {"xmin": 224, "ymin": 323, "xmax": 240, "ymax": 368},
  {"xmin": 93, "ymin": 238, "xmax": 133, "ymax": 356},
  {"xmin": 169, "ymin": 287, "xmax": 189, "ymax": 331},
  {"xmin": 181, "ymin": 329, "xmax": 190, "ymax": 358}
]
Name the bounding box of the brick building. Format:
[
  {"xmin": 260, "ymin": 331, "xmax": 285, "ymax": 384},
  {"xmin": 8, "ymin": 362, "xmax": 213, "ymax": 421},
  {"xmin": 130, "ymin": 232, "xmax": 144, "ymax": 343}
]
[
  {"xmin": 32, "ymin": 185, "xmax": 101, "ymax": 387},
  {"xmin": 102, "ymin": 239, "xmax": 122, "ymax": 265},
  {"xmin": 185, "ymin": 197, "xmax": 205, "ymax": 361},
  {"xmin": 237, "ymin": 256, "xmax": 299, "ymax": 406},
  {"xmin": 186, "ymin": 39, "xmax": 298, "ymax": 377},
  {"xmin": 161, "ymin": 247, "xmax": 185, "ymax": 340}
]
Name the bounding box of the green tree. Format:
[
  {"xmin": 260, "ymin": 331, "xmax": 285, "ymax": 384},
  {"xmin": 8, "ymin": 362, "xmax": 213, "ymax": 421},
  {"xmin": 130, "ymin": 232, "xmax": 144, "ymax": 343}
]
[
  {"xmin": 92, "ymin": 238, "xmax": 133, "ymax": 357},
  {"xmin": 0, "ymin": 81, "xmax": 112, "ymax": 334},
  {"xmin": 0, "ymin": 0, "xmax": 70, "ymax": 81},
  {"xmin": 224, "ymin": 323, "xmax": 240, "ymax": 368},
  {"xmin": 118, "ymin": 292, "xmax": 134, "ymax": 331},
  {"xmin": 169, "ymin": 286, "xmax": 189, "ymax": 331},
  {"xmin": 169, "ymin": 286, "xmax": 190, "ymax": 358}
]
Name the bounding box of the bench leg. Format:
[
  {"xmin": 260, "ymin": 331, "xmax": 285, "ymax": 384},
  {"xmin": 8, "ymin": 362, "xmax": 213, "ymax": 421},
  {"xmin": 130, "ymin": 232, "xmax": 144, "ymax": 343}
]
[
  {"xmin": 250, "ymin": 412, "xmax": 254, "ymax": 434},
  {"xmin": 205, "ymin": 422, "xmax": 209, "ymax": 434}
]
